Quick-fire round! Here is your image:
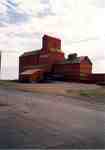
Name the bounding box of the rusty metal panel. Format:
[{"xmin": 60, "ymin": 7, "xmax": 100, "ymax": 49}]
[{"xmin": 80, "ymin": 64, "xmax": 92, "ymax": 74}]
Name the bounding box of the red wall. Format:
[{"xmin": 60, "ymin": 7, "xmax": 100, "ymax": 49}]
[
  {"xmin": 92, "ymin": 74, "xmax": 105, "ymax": 83},
  {"xmin": 19, "ymin": 54, "xmax": 39, "ymax": 73},
  {"xmin": 77, "ymin": 73, "xmax": 105, "ymax": 83},
  {"xmin": 53, "ymin": 62, "xmax": 92, "ymax": 82},
  {"xmin": 39, "ymin": 52, "xmax": 64, "ymax": 65},
  {"xmin": 53, "ymin": 63, "xmax": 80, "ymax": 81},
  {"xmin": 42, "ymin": 35, "xmax": 61, "ymax": 54},
  {"xmin": 19, "ymin": 35, "xmax": 63, "ymax": 76},
  {"xmin": 53, "ymin": 63, "xmax": 80, "ymax": 74},
  {"xmin": 80, "ymin": 64, "xmax": 92, "ymax": 74}
]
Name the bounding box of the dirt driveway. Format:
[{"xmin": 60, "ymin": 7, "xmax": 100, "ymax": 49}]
[
  {"xmin": 0, "ymin": 87, "xmax": 105, "ymax": 149},
  {"xmin": 16, "ymin": 82, "xmax": 100, "ymax": 95}
]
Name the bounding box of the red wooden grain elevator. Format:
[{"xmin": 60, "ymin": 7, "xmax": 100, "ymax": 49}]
[
  {"xmin": 19, "ymin": 34, "xmax": 95, "ymax": 83},
  {"xmin": 19, "ymin": 35, "xmax": 65, "ymax": 82}
]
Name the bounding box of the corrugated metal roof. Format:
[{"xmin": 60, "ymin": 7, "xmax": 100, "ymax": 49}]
[{"xmin": 20, "ymin": 69, "xmax": 44, "ymax": 75}]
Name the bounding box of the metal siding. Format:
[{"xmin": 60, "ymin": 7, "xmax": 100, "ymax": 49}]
[
  {"xmin": 80, "ymin": 63, "xmax": 92, "ymax": 74},
  {"xmin": 19, "ymin": 35, "xmax": 95, "ymax": 83},
  {"xmin": 92, "ymin": 74, "xmax": 105, "ymax": 83},
  {"xmin": 20, "ymin": 69, "xmax": 44, "ymax": 82},
  {"xmin": 53, "ymin": 64, "xmax": 80, "ymax": 75},
  {"xmin": 19, "ymin": 55, "xmax": 39, "ymax": 72},
  {"xmin": 39, "ymin": 52, "xmax": 64, "ymax": 65},
  {"xmin": 42, "ymin": 35, "xmax": 61, "ymax": 54}
]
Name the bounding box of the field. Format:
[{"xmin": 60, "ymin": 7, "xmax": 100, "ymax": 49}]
[
  {"xmin": 0, "ymin": 80, "xmax": 105, "ymax": 148},
  {"xmin": 0, "ymin": 80, "xmax": 105, "ymax": 104}
]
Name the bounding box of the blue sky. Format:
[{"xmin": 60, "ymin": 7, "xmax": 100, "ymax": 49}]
[{"xmin": 0, "ymin": 0, "xmax": 105, "ymax": 73}]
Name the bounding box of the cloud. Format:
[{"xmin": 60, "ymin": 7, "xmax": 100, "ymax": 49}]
[
  {"xmin": 0, "ymin": 0, "xmax": 30, "ymax": 25},
  {"xmin": 0, "ymin": 0, "xmax": 105, "ymax": 73},
  {"xmin": 92, "ymin": 0, "xmax": 105, "ymax": 8}
]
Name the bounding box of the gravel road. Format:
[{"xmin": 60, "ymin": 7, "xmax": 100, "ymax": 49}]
[{"xmin": 0, "ymin": 88, "xmax": 105, "ymax": 148}]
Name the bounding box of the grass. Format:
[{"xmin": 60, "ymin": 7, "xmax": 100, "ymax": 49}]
[
  {"xmin": 0, "ymin": 80, "xmax": 105, "ymax": 98},
  {"xmin": 65, "ymin": 89, "xmax": 79, "ymax": 97},
  {"xmin": 79, "ymin": 88, "xmax": 105, "ymax": 97},
  {"xmin": 0, "ymin": 80, "xmax": 105, "ymax": 106},
  {"xmin": 0, "ymin": 80, "xmax": 18, "ymax": 87}
]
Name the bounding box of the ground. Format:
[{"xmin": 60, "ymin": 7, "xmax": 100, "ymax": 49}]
[{"xmin": 0, "ymin": 81, "xmax": 105, "ymax": 148}]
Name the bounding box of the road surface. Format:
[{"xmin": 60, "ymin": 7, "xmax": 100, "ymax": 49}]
[{"xmin": 0, "ymin": 88, "xmax": 105, "ymax": 148}]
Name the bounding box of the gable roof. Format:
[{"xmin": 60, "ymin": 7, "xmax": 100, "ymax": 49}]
[{"xmin": 78, "ymin": 56, "xmax": 92, "ymax": 64}]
